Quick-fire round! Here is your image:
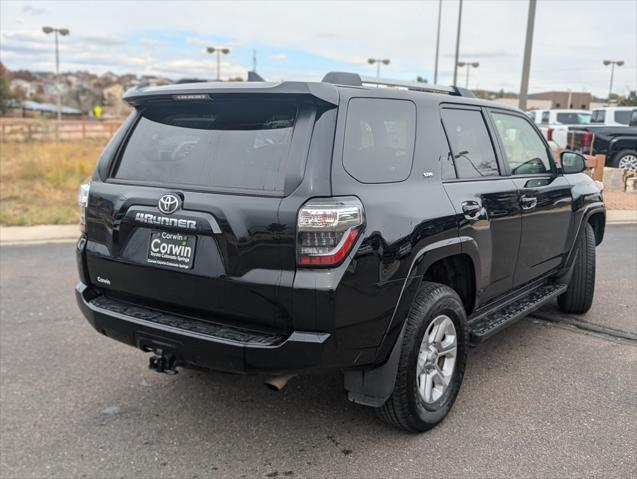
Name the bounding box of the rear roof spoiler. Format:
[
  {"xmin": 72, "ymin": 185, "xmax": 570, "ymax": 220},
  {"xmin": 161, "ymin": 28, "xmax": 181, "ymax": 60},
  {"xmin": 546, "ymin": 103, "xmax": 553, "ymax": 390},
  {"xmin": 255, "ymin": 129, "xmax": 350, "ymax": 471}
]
[
  {"xmin": 123, "ymin": 80, "xmax": 339, "ymax": 106},
  {"xmin": 321, "ymin": 71, "xmax": 475, "ymax": 98}
]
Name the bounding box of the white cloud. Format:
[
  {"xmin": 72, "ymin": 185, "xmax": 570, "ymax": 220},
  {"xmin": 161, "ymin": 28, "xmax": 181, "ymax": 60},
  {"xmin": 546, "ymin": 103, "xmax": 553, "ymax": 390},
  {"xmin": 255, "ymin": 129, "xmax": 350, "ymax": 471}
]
[
  {"xmin": 270, "ymin": 53, "xmax": 287, "ymax": 61},
  {"xmin": 21, "ymin": 4, "xmax": 46, "ymax": 16},
  {"xmin": 1, "ymin": 0, "xmax": 635, "ymax": 96}
]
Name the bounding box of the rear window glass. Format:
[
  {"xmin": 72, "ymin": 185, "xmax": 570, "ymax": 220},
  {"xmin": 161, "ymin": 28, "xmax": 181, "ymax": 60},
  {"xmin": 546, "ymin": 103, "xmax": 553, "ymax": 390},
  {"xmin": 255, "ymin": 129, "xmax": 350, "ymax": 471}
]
[
  {"xmin": 556, "ymin": 112, "xmax": 591, "ymax": 125},
  {"xmin": 114, "ymin": 98, "xmax": 298, "ymax": 195},
  {"xmin": 614, "ymin": 110, "xmax": 635, "ymax": 125},
  {"xmin": 343, "ymin": 98, "xmax": 416, "ymax": 183}
]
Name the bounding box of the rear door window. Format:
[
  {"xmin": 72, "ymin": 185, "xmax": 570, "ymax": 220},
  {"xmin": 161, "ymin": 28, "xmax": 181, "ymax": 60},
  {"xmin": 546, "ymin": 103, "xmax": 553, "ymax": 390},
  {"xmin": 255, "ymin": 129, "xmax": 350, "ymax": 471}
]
[
  {"xmin": 343, "ymin": 98, "xmax": 416, "ymax": 183},
  {"xmin": 591, "ymin": 110, "xmax": 605, "ymax": 123},
  {"xmin": 114, "ymin": 98, "xmax": 299, "ymax": 195},
  {"xmin": 441, "ymin": 108, "xmax": 499, "ymax": 178}
]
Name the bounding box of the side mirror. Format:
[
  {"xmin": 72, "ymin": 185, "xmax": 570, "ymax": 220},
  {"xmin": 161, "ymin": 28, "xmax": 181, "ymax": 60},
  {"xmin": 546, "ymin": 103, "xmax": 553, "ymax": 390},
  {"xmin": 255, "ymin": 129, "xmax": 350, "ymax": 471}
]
[{"xmin": 561, "ymin": 151, "xmax": 587, "ymax": 174}]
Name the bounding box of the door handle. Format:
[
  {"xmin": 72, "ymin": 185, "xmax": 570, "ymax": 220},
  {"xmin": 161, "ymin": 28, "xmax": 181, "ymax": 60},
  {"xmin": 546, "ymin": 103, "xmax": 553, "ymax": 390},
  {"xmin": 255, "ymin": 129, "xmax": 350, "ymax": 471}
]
[
  {"xmin": 520, "ymin": 195, "xmax": 538, "ymax": 210},
  {"xmin": 461, "ymin": 201, "xmax": 483, "ymax": 220}
]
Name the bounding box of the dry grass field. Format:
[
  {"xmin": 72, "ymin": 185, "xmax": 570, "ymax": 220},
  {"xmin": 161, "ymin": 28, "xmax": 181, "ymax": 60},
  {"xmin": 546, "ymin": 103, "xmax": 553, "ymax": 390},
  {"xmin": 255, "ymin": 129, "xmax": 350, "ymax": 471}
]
[{"xmin": 0, "ymin": 142, "xmax": 104, "ymax": 225}]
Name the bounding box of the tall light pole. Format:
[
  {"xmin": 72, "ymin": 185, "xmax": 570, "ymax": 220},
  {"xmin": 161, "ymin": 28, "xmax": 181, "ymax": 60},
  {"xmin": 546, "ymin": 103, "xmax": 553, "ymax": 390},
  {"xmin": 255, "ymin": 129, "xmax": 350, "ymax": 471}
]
[
  {"xmin": 452, "ymin": 0, "xmax": 463, "ymax": 86},
  {"xmin": 433, "ymin": 0, "xmax": 443, "ymax": 84},
  {"xmin": 42, "ymin": 26, "xmax": 70, "ymax": 123},
  {"xmin": 603, "ymin": 60, "xmax": 624, "ymax": 101},
  {"xmin": 457, "ymin": 61, "xmax": 479, "ymax": 89},
  {"xmin": 518, "ymin": 0, "xmax": 537, "ymax": 110},
  {"xmin": 368, "ymin": 58, "xmax": 390, "ymax": 79},
  {"xmin": 206, "ymin": 46, "xmax": 230, "ymax": 81}
]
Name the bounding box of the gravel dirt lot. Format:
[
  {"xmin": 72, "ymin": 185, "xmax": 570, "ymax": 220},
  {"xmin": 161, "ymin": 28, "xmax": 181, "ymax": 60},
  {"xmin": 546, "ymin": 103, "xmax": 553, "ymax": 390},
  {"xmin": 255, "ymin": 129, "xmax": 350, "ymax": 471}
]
[{"xmin": 1, "ymin": 225, "xmax": 636, "ymax": 478}]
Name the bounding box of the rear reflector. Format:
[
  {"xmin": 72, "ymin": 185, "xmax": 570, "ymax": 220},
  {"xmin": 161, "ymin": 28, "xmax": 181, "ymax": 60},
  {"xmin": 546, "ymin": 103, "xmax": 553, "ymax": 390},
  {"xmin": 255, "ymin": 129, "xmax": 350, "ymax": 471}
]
[
  {"xmin": 78, "ymin": 181, "xmax": 90, "ymax": 233},
  {"xmin": 546, "ymin": 128, "xmax": 554, "ymax": 142},
  {"xmin": 297, "ymin": 197, "xmax": 364, "ymax": 267}
]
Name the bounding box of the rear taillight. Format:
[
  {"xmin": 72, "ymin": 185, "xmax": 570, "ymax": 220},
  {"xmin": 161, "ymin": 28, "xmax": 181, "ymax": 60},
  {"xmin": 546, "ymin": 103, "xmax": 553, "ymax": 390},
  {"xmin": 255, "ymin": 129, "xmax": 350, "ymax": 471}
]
[
  {"xmin": 582, "ymin": 131, "xmax": 593, "ymax": 147},
  {"xmin": 78, "ymin": 181, "xmax": 90, "ymax": 233},
  {"xmin": 546, "ymin": 128, "xmax": 554, "ymax": 142},
  {"xmin": 297, "ymin": 197, "xmax": 364, "ymax": 267}
]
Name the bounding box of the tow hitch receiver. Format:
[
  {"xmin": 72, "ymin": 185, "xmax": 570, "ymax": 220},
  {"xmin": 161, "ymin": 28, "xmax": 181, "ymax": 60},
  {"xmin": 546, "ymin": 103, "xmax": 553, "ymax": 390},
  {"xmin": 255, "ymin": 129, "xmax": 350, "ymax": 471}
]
[{"xmin": 148, "ymin": 349, "xmax": 178, "ymax": 375}]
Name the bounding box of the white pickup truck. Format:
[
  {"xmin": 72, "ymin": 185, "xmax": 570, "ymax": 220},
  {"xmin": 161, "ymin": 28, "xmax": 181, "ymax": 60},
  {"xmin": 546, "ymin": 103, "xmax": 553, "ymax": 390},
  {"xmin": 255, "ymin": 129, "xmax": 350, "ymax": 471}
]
[
  {"xmin": 590, "ymin": 106, "xmax": 637, "ymax": 127},
  {"xmin": 527, "ymin": 109, "xmax": 592, "ymax": 149}
]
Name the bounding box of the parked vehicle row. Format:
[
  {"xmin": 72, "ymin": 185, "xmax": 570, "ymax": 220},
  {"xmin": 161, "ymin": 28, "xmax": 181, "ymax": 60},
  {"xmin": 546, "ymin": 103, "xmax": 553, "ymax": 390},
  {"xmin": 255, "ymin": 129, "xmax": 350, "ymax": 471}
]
[{"xmin": 528, "ymin": 107, "xmax": 637, "ymax": 168}]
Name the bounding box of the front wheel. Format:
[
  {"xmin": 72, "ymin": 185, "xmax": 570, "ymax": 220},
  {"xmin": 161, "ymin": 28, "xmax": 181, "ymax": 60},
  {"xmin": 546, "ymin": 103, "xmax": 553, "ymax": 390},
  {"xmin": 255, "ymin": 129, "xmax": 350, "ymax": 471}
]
[
  {"xmin": 376, "ymin": 282, "xmax": 467, "ymax": 432},
  {"xmin": 558, "ymin": 223, "xmax": 596, "ymax": 314}
]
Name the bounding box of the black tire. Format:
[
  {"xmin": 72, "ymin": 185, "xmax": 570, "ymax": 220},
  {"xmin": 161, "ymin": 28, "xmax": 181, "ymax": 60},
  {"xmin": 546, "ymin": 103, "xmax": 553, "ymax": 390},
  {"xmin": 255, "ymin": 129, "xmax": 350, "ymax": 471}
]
[
  {"xmin": 610, "ymin": 149, "xmax": 637, "ymax": 171},
  {"xmin": 557, "ymin": 223, "xmax": 596, "ymax": 314},
  {"xmin": 376, "ymin": 282, "xmax": 467, "ymax": 433}
]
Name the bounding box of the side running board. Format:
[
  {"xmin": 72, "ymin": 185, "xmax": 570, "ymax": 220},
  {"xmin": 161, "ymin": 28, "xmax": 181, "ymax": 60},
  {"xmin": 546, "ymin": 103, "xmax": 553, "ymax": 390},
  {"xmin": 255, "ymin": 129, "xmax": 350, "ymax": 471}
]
[{"xmin": 468, "ymin": 282, "xmax": 568, "ymax": 344}]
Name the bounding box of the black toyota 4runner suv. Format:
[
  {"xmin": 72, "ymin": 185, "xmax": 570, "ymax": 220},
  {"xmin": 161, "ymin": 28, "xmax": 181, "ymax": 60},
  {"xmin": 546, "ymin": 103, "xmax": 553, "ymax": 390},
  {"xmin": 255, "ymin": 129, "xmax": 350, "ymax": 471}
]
[{"xmin": 75, "ymin": 72, "xmax": 605, "ymax": 432}]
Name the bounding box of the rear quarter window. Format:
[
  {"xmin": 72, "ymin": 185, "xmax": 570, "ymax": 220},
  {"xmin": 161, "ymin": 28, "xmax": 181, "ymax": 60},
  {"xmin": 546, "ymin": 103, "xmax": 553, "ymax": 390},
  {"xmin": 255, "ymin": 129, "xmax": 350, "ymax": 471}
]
[
  {"xmin": 614, "ymin": 110, "xmax": 635, "ymax": 125},
  {"xmin": 342, "ymin": 98, "xmax": 416, "ymax": 183}
]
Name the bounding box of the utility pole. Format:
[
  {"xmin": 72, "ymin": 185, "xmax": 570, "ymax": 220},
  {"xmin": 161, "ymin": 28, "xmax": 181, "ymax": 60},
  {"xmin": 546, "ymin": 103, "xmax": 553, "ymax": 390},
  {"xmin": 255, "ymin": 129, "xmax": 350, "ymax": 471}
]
[
  {"xmin": 518, "ymin": 0, "xmax": 537, "ymax": 110},
  {"xmin": 603, "ymin": 60, "xmax": 624, "ymax": 101},
  {"xmin": 206, "ymin": 46, "xmax": 230, "ymax": 81},
  {"xmin": 368, "ymin": 58, "xmax": 391, "ymax": 79},
  {"xmin": 452, "ymin": 0, "xmax": 463, "ymax": 86},
  {"xmin": 433, "ymin": 0, "xmax": 443, "ymax": 84},
  {"xmin": 42, "ymin": 26, "xmax": 70, "ymax": 123},
  {"xmin": 458, "ymin": 61, "xmax": 479, "ymax": 89},
  {"xmin": 252, "ymin": 49, "xmax": 257, "ymax": 72}
]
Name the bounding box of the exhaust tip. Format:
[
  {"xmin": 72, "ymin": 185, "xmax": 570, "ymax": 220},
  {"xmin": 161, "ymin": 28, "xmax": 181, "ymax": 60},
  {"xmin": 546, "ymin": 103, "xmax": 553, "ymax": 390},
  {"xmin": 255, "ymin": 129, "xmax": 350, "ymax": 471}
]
[{"xmin": 264, "ymin": 374, "xmax": 295, "ymax": 392}]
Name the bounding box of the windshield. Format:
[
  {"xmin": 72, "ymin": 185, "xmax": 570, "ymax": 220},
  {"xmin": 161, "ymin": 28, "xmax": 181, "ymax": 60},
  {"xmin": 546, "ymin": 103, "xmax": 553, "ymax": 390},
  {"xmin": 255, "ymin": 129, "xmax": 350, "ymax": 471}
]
[
  {"xmin": 555, "ymin": 112, "xmax": 591, "ymax": 125},
  {"xmin": 114, "ymin": 98, "xmax": 298, "ymax": 195}
]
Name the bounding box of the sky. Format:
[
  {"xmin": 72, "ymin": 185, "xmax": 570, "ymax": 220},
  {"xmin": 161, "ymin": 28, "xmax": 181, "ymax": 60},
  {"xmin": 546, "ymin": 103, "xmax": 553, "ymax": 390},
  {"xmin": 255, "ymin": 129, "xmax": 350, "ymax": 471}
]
[{"xmin": 1, "ymin": 0, "xmax": 636, "ymax": 98}]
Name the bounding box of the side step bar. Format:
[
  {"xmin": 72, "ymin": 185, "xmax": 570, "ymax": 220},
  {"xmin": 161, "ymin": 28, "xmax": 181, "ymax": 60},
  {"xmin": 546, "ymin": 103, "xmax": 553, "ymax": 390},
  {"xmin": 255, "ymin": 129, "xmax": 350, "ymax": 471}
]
[{"xmin": 468, "ymin": 281, "xmax": 568, "ymax": 344}]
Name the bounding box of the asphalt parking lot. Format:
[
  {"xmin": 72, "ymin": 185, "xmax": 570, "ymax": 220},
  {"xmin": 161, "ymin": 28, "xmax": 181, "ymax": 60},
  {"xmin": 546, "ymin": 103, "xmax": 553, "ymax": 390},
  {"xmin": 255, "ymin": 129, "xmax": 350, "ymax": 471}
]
[{"xmin": 1, "ymin": 225, "xmax": 635, "ymax": 478}]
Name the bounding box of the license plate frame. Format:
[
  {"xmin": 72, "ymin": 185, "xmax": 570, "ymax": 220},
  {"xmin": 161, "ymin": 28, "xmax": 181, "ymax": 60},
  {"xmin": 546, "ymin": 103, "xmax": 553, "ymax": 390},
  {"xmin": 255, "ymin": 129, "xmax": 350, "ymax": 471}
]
[{"xmin": 146, "ymin": 230, "xmax": 197, "ymax": 270}]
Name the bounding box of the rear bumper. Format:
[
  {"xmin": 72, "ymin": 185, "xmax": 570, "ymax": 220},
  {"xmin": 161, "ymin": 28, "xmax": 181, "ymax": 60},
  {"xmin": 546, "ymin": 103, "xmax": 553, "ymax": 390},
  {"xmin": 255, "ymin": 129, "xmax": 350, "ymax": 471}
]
[{"xmin": 75, "ymin": 282, "xmax": 333, "ymax": 374}]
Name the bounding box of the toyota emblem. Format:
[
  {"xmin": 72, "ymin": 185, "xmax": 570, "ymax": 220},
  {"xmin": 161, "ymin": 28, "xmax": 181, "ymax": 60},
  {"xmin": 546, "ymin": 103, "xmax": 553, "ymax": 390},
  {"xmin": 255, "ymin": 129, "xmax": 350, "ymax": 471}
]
[{"xmin": 158, "ymin": 194, "xmax": 180, "ymax": 215}]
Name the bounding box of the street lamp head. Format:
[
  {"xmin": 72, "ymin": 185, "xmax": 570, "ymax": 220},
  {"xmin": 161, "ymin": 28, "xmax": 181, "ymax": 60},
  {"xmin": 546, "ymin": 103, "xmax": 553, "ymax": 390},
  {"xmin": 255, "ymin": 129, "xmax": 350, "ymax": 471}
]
[
  {"xmin": 59, "ymin": 28, "xmax": 70, "ymax": 36},
  {"xmin": 382, "ymin": 59, "xmax": 390, "ymax": 65},
  {"xmin": 603, "ymin": 60, "xmax": 611, "ymax": 66},
  {"xmin": 471, "ymin": 62, "xmax": 480, "ymax": 68},
  {"xmin": 221, "ymin": 48, "xmax": 230, "ymax": 55},
  {"xmin": 368, "ymin": 58, "xmax": 376, "ymax": 65},
  {"xmin": 617, "ymin": 61, "xmax": 624, "ymax": 67},
  {"xmin": 207, "ymin": 47, "xmax": 216, "ymax": 53},
  {"xmin": 42, "ymin": 26, "xmax": 53, "ymax": 34},
  {"xmin": 457, "ymin": 61, "xmax": 466, "ymax": 67}
]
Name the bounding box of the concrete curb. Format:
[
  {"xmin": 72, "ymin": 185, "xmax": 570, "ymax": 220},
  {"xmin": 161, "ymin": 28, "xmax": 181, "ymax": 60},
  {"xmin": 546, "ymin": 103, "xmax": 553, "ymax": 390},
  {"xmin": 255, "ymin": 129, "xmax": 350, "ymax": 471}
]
[
  {"xmin": 606, "ymin": 210, "xmax": 637, "ymax": 224},
  {"xmin": 1, "ymin": 210, "xmax": 635, "ymax": 245},
  {"xmin": 0, "ymin": 225, "xmax": 79, "ymax": 245}
]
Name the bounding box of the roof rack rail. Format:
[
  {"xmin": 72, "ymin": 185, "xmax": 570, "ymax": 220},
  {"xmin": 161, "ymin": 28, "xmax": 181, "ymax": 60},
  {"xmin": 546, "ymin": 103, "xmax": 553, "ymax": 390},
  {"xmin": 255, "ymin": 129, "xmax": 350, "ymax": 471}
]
[{"xmin": 321, "ymin": 72, "xmax": 475, "ymax": 98}]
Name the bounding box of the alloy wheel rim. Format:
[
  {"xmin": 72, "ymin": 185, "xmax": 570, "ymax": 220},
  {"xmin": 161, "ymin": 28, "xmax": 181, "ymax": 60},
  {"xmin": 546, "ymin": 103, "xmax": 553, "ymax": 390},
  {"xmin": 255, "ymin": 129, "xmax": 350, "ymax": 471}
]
[
  {"xmin": 618, "ymin": 154, "xmax": 637, "ymax": 172},
  {"xmin": 416, "ymin": 314, "xmax": 457, "ymax": 404}
]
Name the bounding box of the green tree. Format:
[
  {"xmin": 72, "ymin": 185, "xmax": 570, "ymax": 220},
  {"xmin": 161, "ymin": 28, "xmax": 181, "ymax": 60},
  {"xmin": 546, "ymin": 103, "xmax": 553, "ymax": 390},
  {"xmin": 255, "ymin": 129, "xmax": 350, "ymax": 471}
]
[
  {"xmin": 618, "ymin": 91, "xmax": 637, "ymax": 107},
  {"xmin": 0, "ymin": 62, "xmax": 15, "ymax": 116}
]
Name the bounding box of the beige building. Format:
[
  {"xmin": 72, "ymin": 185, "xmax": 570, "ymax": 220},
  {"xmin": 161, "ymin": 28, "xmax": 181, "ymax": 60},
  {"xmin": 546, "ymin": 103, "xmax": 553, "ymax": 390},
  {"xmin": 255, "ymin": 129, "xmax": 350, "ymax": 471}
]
[
  {"xmin": 492, "ymin": 98, "xmax": 551, "ymax": 111},
  {"xmin": 527, "ymin": 91, "xmax": 593, "ymax": 110}
]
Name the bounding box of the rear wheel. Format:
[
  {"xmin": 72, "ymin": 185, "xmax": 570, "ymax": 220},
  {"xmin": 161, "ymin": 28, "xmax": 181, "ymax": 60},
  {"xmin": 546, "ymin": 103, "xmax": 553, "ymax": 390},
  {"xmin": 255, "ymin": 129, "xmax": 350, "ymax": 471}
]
[
  {"xmin": 376, "ymin": 282, "xmax": 467, "ymax": 432},
  {"xmin": 558, "ymin": 223, "xmax": 596, "ymax": 314},
  {"xmin": 611, "ymin": 149, "xmax": 637, "ymax": 171}
]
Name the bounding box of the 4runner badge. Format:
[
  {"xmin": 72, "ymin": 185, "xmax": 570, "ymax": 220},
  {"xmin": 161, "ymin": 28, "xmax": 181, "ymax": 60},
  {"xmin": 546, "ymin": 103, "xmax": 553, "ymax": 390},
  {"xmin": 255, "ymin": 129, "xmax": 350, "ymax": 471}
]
[{"xmin": 158, "ymin": 194, "xmax": 180, "ymax": 215}]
